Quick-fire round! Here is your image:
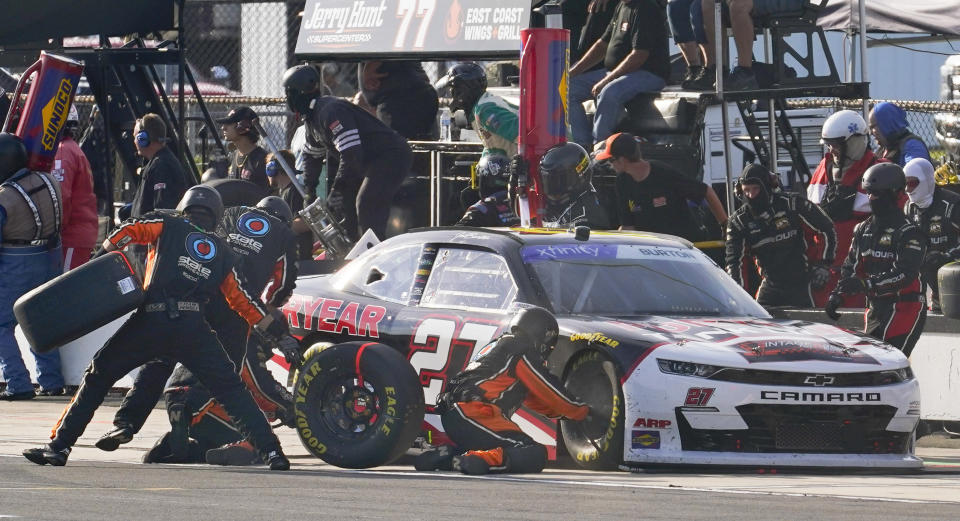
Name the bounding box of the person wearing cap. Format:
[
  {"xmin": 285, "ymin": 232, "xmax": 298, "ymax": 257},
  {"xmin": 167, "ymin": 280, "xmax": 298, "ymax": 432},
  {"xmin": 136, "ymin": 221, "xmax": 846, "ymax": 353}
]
[
  {"xmin": 903, "ymin": 157, "xmax": 960, "ymax": 313},
  {"xmin": 726, "ymin": 164, "xmax": 837, "ymax": 307},
  {"xmin": 597, "ymin": 132, "xmax": 726, "ymax": 240},
  {"xmin": 219, "ymin": 106, "xmax": 270, "ymax": 192},
  {"xmin": 266, "ymin": 149, "xmax": 314, "ymax": 260},
  {"xmin": 52, "ymin": 105, "xmax": 98, "ymax": 272}
]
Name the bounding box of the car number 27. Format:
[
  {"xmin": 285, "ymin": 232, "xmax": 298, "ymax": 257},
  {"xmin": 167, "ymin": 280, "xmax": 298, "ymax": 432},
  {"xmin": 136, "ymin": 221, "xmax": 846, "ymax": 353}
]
[{"xmin": 408, "ymin": 316, "xmax": 501, "ymax": 408}]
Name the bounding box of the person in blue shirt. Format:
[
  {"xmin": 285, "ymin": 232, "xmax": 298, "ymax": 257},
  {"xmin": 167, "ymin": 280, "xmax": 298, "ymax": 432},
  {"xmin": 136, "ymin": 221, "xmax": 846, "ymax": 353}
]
[{"xmin": 868, "ymin": 102, "xmax": 931, "ymax": 167}]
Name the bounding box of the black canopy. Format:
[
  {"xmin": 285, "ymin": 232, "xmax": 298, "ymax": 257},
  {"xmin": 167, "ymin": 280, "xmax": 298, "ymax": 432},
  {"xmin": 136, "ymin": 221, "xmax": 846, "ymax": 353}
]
[{"xmin": 0, "ymin": 0, "xmax": 175, "ymax": 45}]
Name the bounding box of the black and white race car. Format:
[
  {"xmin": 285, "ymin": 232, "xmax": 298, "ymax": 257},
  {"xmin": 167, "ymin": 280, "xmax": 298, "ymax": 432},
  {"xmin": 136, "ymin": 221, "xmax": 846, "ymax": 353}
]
[{"xmin": 279, "ymin": 227, "xmax": 921, "ymax": 470}]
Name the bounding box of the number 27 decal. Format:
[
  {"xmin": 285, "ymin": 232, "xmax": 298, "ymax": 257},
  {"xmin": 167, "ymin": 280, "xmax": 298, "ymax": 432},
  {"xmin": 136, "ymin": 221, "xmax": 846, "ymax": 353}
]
[{"xmin": 408, "ymin": 315, "xmax": 501, "ymax": 410}]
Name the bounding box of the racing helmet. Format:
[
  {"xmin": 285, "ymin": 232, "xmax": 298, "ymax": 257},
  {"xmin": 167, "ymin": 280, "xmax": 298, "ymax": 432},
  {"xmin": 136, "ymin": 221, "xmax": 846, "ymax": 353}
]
[
  {"xmin": 738, "ymin": 163, "xmax": 776, "ymax": 211},
  {"xmin": 0, "ymin": 132, "xmax": 27, "ymax": 183},
  {"xmin": 435, "ymin": 62, "xmax": 487, "ymax": 114},
  {"xmin": 66, "ymin": 104, "xmax": 80, "ymax": 126},
  {"xmin": 509, "ymin": 307, "xmax": 559, "ymax": 359},
  {"xmin": 821, "ymin": 110, "xmax": 868, "ymax": 168},
  {"xmin": 256, "ymin": 195, "xmax": 293, "ymax": 224},
  {"xmin": 862, "ymin": 162, "xmax": 906, "ymax": 193},
  {"xmin": 539, "ymin": 142, "xmax": 592, "ymax": 207},
  {"xmin": 282, "ymin": 65, "xmax": 322, "ymax": 115},
  {"xmin": 476, "ymin": 154, "xmax": 511, "ymax": 198},
  {"xmin": 176, "ymin": 184, "xmax": 225, "ymax": 229}
]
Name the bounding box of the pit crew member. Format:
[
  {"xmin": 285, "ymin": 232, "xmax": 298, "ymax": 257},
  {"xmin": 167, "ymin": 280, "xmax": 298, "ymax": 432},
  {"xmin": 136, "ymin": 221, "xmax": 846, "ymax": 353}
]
[
  {"xmin": 456, "ymin": 154, "xmax": 520, "ymax": 227},
  {"xmin": 540, "ymin": 142, "xmax": 611, "ymax": 229},
  {"xmin": 435, "ymin": 62, "xmax": 519, "ymax": 157},
  {"xmin": 869, "ymin": 102, "xmax": 931, "ymax": 167},
  {"xmin": 53, "ymin": 105, "xmax": 98, "ymax": 272}
]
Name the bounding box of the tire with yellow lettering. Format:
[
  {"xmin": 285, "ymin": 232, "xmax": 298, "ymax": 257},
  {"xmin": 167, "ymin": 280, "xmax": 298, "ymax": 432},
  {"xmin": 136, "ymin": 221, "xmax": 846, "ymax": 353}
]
[
  {"xmin": 293, "ymin": 341, "xmax": 424, "ymax": 468},
  {"xmin": 559, "ymin": 351, "xmax": 624, "ymax": 471}
]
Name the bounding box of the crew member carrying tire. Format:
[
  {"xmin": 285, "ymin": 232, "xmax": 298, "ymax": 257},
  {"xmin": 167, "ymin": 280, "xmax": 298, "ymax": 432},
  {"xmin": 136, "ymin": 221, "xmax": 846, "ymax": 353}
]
[
  {"xmin": 282, "ymin": 64, "xmax": 412, "ymax": 241},
  {"xmin": 825, "ymin": 163, "xmax": 927, "ymax": 356},
  {"xmin": 94, "ymin": 196, "xmax": 301, "ymax": 465},
  {"xmin": 456, "ymin": 154, "xmax": 520, "ymax": 227},
  {"xmin": 415, "ymin": 307, "xmax": 591, "ymax": 475},
  {"xmin": 23, "ymin": 186, "xmax": 293, "ymax": 470},
  {"xmin": 539, "ymin": 143, "xmax": 611, "ymax": 229},
  {"xmin": 726, "ymin": 164, "xmax": 837, "ymax": 307}
]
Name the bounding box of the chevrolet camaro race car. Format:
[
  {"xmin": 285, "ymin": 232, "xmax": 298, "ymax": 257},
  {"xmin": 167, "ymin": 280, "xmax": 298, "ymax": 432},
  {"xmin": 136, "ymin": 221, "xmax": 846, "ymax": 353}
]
[{"xmin": 281, "ymin": 227, "xmax": 921, "ymax": 471}]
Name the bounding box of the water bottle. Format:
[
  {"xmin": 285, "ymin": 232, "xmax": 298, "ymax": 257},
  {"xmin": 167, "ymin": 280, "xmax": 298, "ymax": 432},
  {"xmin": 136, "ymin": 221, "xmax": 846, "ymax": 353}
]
[{"xmin": 440, "ymin": 107, "xmax": 452, "ymax": 142}]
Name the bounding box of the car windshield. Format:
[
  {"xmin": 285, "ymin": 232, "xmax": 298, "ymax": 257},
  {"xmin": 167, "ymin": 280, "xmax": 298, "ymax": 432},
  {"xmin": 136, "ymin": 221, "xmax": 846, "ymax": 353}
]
[{"xmin": 522, "ymin": 243, "xmax": 769, "ymax": 318}]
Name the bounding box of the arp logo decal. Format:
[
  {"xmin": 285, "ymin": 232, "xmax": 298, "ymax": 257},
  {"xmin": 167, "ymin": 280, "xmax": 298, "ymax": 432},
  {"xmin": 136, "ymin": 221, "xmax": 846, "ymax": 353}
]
[
  {"xmin": 633, "ymin": 418, "xmax": 671, "ymax": 429},
  {"xmin": 237, "ymin": 212, "xmax": 270, "ymax": 237},
  {"xmin": 631, "ymin": 430, "xmax": 661, "ymax": 449},
  {"xmin": 185, "ymin": 232, "xmax": 217, "ymax": 263}
]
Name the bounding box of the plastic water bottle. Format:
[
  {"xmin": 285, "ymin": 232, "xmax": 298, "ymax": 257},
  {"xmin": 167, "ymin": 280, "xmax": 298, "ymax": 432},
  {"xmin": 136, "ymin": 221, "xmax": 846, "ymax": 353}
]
[{"xmin": 440, "ymin": 107, "xmax": 452, "ymax": 141}]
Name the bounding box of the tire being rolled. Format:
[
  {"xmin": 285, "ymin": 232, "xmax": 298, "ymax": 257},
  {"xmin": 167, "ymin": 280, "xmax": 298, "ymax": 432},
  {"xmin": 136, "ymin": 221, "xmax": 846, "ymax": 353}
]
[
  {"xmin": 293, "ymin": 341, "xmax": 424, "ymax": 469},
  {"xmin": 560, "ymin": 350, "xmax": 624, "ymax": 471},
  {"xmin": 939, "ymin": 261, "xmax": 960, "ymax": 319}
]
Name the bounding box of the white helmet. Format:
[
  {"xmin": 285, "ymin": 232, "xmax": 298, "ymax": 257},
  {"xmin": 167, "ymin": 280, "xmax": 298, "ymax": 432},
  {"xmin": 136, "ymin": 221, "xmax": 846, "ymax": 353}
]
[
  {"xmin": 821, "ymin": 110, "xmax": 866, "ymax": 142},
  {"xmin": 67, "ymin": 104, "xmax": 79, "ymax": 124}
]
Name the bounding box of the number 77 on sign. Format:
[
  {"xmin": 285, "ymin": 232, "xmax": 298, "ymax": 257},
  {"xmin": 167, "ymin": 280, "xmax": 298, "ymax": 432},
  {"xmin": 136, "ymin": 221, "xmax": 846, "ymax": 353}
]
[{"xmin": 394, "ymin": 0, "xmax": 437, "ymax": 49}]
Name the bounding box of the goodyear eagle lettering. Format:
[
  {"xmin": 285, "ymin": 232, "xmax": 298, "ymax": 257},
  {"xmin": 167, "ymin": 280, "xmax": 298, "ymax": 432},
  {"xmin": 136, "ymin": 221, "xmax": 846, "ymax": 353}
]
[{"xmin": 282, "ymin": 295, "xmax": 386, "ymax": 337}]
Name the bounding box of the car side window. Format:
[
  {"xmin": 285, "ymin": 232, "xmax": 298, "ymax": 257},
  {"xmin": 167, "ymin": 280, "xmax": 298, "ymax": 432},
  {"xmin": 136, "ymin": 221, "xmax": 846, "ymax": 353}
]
[
  {"xmin": 334, "ymin": 244, "xmax": 422, "ymax": 304},
  {"xmin": 420, "ymin": 248, "xmax": 517, "ymax": 310}
]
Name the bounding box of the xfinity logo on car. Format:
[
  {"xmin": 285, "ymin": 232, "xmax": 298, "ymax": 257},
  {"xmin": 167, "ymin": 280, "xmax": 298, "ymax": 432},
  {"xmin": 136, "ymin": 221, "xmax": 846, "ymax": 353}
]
[
  {"xmin": 760, "ymin": 391, "xmax": 881, "ymax": 402},
  {"xmin": 803, "ymin": 374, "xmax": 835, "ymax": 387}
]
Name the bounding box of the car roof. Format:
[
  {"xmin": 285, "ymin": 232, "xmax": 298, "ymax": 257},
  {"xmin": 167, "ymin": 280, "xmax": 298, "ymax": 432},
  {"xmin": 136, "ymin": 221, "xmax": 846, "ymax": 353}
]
[{"xmin": 396, "ymin": 226, "xmax": 695, "ymax": 250}]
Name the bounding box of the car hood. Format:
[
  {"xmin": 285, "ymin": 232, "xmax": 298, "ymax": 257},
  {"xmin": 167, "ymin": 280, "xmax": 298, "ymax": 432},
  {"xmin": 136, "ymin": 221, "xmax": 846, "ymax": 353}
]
[{"xmin": 558, "ymin": 315, "xmax": 908, "ymax": 369}]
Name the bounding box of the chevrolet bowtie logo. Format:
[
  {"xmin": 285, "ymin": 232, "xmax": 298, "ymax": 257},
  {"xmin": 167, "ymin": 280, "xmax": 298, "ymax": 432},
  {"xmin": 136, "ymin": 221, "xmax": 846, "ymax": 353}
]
[{"xmin": 804, "ymin": 374, "xmax": 835, "ymax": 387}]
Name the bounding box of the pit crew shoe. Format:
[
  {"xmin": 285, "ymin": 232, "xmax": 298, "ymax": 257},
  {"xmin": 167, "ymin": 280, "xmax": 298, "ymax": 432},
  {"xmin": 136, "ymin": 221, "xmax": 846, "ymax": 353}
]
[
  {"xmin": 265, "ymin": 450, "xmax": 290, "ymax": 471},
  {"xmin": 0, "ymin": 389, "xmax": 35, "ymax": 401},
  {"xmin": 95, "ymin": 425, "xmax": 135, "ymax": 452},
  {"xmin": 451, "ymin": 454, "xmax": 491, "ymax": 475},
  {"xmin": 414, "ymin": 445, "xmax": 455, "ymax": 471},
  {"xmin": 206, "ymin": 440, "xmax": 263, "ymax": 466},
  {"xmin": 23, "ymin": 445, "xmax": 70, "ymax": 466},
  {"xmin": 166, "ymin": 402, "xmax": 190, "ymax": 461}
]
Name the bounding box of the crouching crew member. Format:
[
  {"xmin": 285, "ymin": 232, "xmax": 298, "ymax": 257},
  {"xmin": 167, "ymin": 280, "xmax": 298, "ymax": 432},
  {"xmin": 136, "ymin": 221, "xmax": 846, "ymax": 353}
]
[
  {"xmin": 826, "ymin": 163, "xmax": 926, "ymax": 355},
  {"xmin": 415, "ymin": 307, "xmax": 590, "ymax": 475},
  {"xmin": 23, "ymin": 186, "xmax": 292, "ymax": 470},
  {"xmin": 456, "ymin": 154, "xmax": 520, "ymax": 227},
  {"xmin": 539, "ymin": 142, "xmax": 611, "ymax": 229},
  {"xmin": 903, "ymin": 158, "xmax": 960, "ymax": 313},
  {"xmin": 95, "ymin": 196, "xmax": 300, "ymax": 464},
  {"xmin": 726, "ymin": 164, "xmax": 837, "ymax": 307}
]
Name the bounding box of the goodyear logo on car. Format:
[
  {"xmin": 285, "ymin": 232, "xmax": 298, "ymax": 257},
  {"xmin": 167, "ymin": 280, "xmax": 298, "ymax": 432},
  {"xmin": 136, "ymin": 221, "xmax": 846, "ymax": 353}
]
[
  {"xmin": 631, "ymin": 430, "xmax": 660, "ymax": 449},
  {"xmin": 569, "ymin": 332, "xmax": 619, "ymax": 348},
  {"xmin": 41, "ymin": 78, "xmax": 74, "ymax": 151}
]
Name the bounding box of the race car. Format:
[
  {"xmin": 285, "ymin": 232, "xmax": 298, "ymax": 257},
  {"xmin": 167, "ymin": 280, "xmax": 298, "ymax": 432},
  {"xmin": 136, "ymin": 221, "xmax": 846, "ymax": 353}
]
[{"xmin": 281, "ymin": 227, "xmax": 921, "ymax": 470}]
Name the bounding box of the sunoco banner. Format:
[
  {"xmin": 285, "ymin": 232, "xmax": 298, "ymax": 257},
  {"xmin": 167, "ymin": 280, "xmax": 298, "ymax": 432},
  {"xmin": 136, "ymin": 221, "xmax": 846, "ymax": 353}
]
[{"xmin": 295, "ymin": 0, "xmax": 530, "ymax": 59}]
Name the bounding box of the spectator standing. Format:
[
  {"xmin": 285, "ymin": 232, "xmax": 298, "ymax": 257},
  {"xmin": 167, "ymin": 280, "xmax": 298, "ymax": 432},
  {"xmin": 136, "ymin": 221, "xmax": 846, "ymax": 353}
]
[
  {"xmin": 869, "ymin": 102, "xmax": 932, "ymax": 167},
  {"xmin": 52, "ymin": 105, "xmax": 98, "ymax": 271},
  {"xmin": 219, "ymin": 106, "xmax": 270, "ymax": 192},
  {"xmin": 569, "ymin": 0, "xmax": 670, "ymax": 147}
]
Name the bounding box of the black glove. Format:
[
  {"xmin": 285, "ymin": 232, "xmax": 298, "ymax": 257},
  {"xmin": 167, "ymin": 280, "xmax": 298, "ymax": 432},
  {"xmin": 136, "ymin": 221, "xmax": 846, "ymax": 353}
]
[
  {"xmin": 922, "ymin": 251, "xmax": 950, "ymax": 272},
  {"xmin": 256, "ymin": 308, "xmax": 290, "ymax": 341},
  {"xmin": 809, "ymin": 263, "xmax": 832, "ymax": 289},
  {"xmin": 276, "ymin": 334, "xmax": 304, "ymax": 368},
  {"xmin": 118, "ymin": 203, "xmax": 132, "ymax": 221},
  {"xmin": 326, "ymin": 189, "xmax": 345, "ymax": 217},
  {"xmin": 837, "ymin": 277, "xmax": 869, "ymax": 295},
  {"xmin": 825, "ymin": 293, "xmax": 843, "ymax": 321}
]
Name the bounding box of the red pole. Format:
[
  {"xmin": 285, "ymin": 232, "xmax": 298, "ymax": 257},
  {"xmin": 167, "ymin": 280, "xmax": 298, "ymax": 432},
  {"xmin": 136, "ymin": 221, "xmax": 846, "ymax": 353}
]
[{"xmin": 517, "ymin": 28, "xmax": 569, "ymax": 227}]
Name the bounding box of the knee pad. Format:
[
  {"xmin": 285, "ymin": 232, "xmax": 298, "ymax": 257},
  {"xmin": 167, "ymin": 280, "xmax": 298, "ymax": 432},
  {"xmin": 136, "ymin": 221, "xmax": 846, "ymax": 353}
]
[{"xmin": 503, "ymin": 444, "xmax": 547, "ymax": 474}]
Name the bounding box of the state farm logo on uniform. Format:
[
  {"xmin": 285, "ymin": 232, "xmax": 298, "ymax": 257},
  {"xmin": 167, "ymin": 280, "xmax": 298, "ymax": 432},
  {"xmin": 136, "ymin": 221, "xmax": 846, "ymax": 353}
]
[{"xmin": 179, "ymin": 232, "xmax": 216, "ymax": 280}]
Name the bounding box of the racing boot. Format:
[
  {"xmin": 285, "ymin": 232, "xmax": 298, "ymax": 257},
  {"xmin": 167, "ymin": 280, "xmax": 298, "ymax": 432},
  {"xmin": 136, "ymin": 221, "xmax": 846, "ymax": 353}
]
[
  {"xmin": 264, "ymin": 449, "xmax": 290, "ymax": 471},
  {"xmin": 206, "ymin": 440, "xmax": 263, "ymax": 466},
  {"xmin": 95, "ymin": 424, "xmax": 135, "ymax": 452},
  {"xmin": 414, "ymin": 445, "xmax": 456, "ymax": 471},
  {"xmin": 23, "ymin": 444, "xmax": 71, "ymax": 466},
  {"xmin": 166, "ymin": 402, "xmax": 190, "ymax": 462}
]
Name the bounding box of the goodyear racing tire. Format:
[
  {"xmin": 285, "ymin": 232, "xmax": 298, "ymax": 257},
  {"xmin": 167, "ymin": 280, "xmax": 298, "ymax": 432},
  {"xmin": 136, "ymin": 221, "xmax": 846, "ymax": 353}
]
[
  {"xmin": 560, "ymin": 351, "xmax": 624, "ymax": 471},
  {"xmin": 293, "ymin": 341, "xmax": 424, "ymax": 468}
]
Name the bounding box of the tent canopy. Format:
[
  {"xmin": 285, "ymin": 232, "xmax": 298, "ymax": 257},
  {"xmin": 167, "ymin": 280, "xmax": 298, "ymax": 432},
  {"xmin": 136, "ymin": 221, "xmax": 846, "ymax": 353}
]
[
  {"xmin": 0, "ymin": 0, "xmax": 175, "ymax": 46},
  {"xmin": 819, "ymin": 0, "xmax": 960, "ymax": 36}
]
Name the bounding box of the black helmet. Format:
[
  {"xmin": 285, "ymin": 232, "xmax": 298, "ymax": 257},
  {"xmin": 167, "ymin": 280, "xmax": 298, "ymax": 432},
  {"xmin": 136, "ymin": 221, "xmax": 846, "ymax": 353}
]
[
  {"xmin": 509, "ymin": 307, "xmax": 559, "ymax": 359},
  {"xmin": 476, "ymin": 154, "xmax": 510, "ymax": 198},
  {"xmin": 176, "ymin": 185, "xmax": 225, "ymax": 226},
  {"xmin": 256, "ymin": 195, "xmax": 293, "ymax": 223},
  {"xmin": 862, "ymin": 162, "xmax": 906, "ymax": 193},
  {"xmin": 282, "ymin": 65, "xmax": 322, "ymax": 114},
  {"xmin": 540, "ymin": 142, "xmax": 592, "ymax": 207},
  {"xmin": 435, "ymin": 62, "xmax": 487, "ymax": 114},
  {"xmin": 0, "ymin": 132, "xmax": 27, "ymax": 183},
  {"xmin": 738, "ymin": 163, "xmax": 775, "ymax": 212}
]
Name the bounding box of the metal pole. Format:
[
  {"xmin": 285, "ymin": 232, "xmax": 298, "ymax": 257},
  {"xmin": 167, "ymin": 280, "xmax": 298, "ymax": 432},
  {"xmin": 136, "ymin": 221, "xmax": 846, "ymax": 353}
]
[
  {"xmin": 715, "ymin": 1, "xmax": 735, "ymax": 212},
  {"xmin": 858, "ymin": 0, "xmax": 869, "ymax": 117},
  {"xmin": 764, "ymin": 27, "xmax": 777, "ymax": 175}
]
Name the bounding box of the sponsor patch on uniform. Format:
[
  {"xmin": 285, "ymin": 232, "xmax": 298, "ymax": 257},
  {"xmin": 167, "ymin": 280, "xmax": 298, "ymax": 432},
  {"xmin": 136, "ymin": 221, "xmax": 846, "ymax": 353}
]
[
  {"xmin": 653, "ymin": 196, "xmax": 667, "ymax": 207},
  {"xmin": 153, "ymin": 182, "xmax": 166, "ymax": 190},
  {"xmin": 879, "ymin": 234, "xmax": 892, "ymax": 246},
  {"xmin": 116, "ymin": 236, "xmax": 133, "ymax": 248},
  {"xmin": 329, "ymin": 120, "xmax": 343, "ymax": 133},
  {"xmin": 116, "ymin": 276, "xmax": 137, "ymax": 295},
  {"xmin": 620, "ymin": 21, "xmax": 630, "ymax": 32},
  {"xmin": 632, "ymin": 430, "xmax": 660, "ymax": 449}
]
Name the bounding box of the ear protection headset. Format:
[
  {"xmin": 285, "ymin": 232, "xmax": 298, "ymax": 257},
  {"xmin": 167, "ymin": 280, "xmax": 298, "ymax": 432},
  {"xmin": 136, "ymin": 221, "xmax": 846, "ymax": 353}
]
[{"xmin": 134, "ymin": 119, "xmax": 151, "ymax": 147}]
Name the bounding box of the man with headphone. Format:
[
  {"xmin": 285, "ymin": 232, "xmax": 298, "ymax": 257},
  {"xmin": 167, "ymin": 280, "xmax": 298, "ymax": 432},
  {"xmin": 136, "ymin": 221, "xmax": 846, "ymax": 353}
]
[
  {"xmin": 130, "ymin": 113, "xmax": 187, "ymax": 219},
  {"xmin": 218, "ymin": 106, "xmax": 269, "ymax": 192}
]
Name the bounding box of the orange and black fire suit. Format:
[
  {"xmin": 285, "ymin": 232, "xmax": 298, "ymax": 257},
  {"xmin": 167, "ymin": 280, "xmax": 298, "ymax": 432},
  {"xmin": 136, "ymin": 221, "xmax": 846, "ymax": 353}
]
[
  {"xmin": 437, "ymin": 333, "xmax": 589, "ymax": 473},
  {"xmin": 839, "ymin": 214, "xmax": 927, "ymax": 355},
  {"xmin": 47, "ymin": 211, "xmax": 282, "ymax": 458},
  {"xmin": 111, "ymin": 207, "xmax": 298, "ymax": 452}
]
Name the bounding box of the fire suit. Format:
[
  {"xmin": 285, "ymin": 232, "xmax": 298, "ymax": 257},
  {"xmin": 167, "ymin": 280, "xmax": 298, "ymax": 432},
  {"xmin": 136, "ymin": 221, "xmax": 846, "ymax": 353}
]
[
  {"xmin": 472, "ymin": 91, "xmax": 519, "ymax": 158},
  {"xmin": 905, "ymin": 186, "xmax": 960, "ymax": 313},
  {"xmin": 806, "ymin": 150, "xmax": 880, "ymax": 306},
  {"xmin": 436, "ymin": 333, "xmax": 589, "ymax": 473},
  {"xmin": 0, "ymin": 168, "xmax": 64, "ymax": 395},
  {"xmin": 301, "ymin": 96, "xmax": 412, "ymax": 241},
  {"xmin": 110, "ymin": 206, "xmax": 298, "ymax": 449},
  {"xmin": 839, "ymin": 215, "xmax": 927, "ymax": 355},
  {"xmin": 726, "ymin": 192, "xmax": 837, "ymax": 307},
  {"xmin": 52, "ymin": 135, "xmax": 98, "ymax": 271},
  {"xmin": 544, "ymin": 189, "xmax": 611, "ymax": 230},
  {"xmin": 456, "ymin": 191, "xmax": 520, "ymax": 227},
  {"xmin": 47, "ymin": 211, "xmax": 283, "ymax": 459}
]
